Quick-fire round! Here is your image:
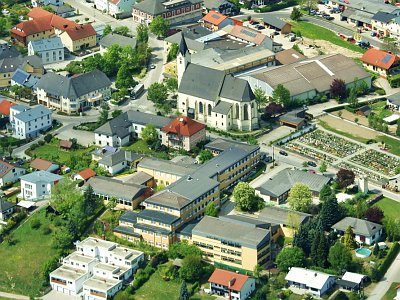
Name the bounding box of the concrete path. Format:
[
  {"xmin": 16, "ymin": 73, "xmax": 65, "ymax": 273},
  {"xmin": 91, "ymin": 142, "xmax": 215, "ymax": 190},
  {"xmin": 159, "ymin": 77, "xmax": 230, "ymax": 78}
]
[{"xmin": 0, "ymin": 291, "xmax": 29, "ymax": 300}]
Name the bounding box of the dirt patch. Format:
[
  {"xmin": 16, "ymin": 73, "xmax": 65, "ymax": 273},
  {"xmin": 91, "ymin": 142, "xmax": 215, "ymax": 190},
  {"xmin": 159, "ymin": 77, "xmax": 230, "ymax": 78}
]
[
  {"xmin": 296, "ymin": 37, "xmax": 362, "ymax": 58},
  {"xmin": 319, "ymin": 114, "xmax": 379, "ymax": 139},
  {"xmin": 332, "ymin": 109, "xmax": 369, "ymax": 126}
]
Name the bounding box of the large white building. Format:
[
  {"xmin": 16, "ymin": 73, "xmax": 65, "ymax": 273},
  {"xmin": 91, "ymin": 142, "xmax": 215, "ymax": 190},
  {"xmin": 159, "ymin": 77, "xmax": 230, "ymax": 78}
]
[
  {"xmin": 50, "ymin": 237, "xmax": 144, "ymax": 298},
  {"xmin": 28, "ymin": 37, "xmax": 64, "ymax": 65},
  {"xmin": 94, "ymin": 0, "xmax": 135, "ymax": 18},
  {"xmin": 9, "ymin": 104, "xmax": 52, "ymax": 139},
  {"xmin": 20, "ymin": 170, "xmax": 63, "ymax": 200}
]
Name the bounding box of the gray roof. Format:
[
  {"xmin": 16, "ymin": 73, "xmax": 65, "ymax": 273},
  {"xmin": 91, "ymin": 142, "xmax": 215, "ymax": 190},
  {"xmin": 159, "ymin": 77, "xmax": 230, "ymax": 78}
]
[
  {"xmin": 0, "ymin": 43, "xmax": 20, "ymax": 60},
  {"xmin": 279, "ymin": 108, "xmax": 306, "ymax": 126},
  {"xmin": 258, "ymin": 206, "xmax": 311, "ymax": 226},
  {"xmin": 48, "ymin": 4, "xmax": 75, "ymax": 14},
  {"xmin": 100, "ymin": 33, "xmax": 137, "ymax": 49},
  {"xmin": 20, "ymin": 170, "xmax": 63, "ymax": 184},
  {"xmin": 0, "ymin": 57, "xmax": 21, "ymax": 73},
  {"xmin": 120, "ymin": 211, "xmax": 138, "ymax": 224},
  {"xmin": 192, "ymin": 216, "xmax": 271, "ymax": 249},
  {"xmin": 372, "ymin": 11, "xmax": 396, "ymax": 23},
  {"xmin": 262, "ymin": 15, "xmax": 288, "ymax": 30},
  {"xmin": 29, "ymin": 37, "xmax": 63, "ymax": 52},
  {"xmin": 179, "ymin": 63, "xmax": 254, "ymax": 102},
  {"xmin": 256, "ymin": 169, "xmax": 331, "ymax": 198},
  {"xmin": 0, "ymin": 199, "xmax": 16, "ymax": 212},
  {"xmin": 86, "ymin": 176, "xmax": 146, "ymax": 201},
  {"xmin": 113, "ymin": 225, "xmax": 141, "ymax": 237},
  {"xmin": 133, "ymin": 0, "xmax": 202, "ymax": 15},
  {"xmin": 205, "ymin": 138, "xmax": 259, "ymax": 154},
  {"xmin": 137, "ymin": 209, "xmax": 180, "ymax": 225},
  {"xmin": 13, "ymin": 105, "xmax": 52, "ymax": 123},
  {"xmin": 36, "ymin": 70, "xmax": 111, "ymax": 100},
  {"xmin": 98, "ymin": 150, "xmax": 140, "ymax": 167},
  {"xmin": 124, "ymin": 171, "xmax": 153, "ymax": 186},
  {"xmin": 202, "ymin": 0, "xmax": 228, "ymax": 9},
  {"xmin": 340, "ymin": 0, "xmax": 398, "ymax": 14},
  {"xmin": 126, "ymin": 110, "xmax": 172, "ymax": 128},
  {"xmin": 134, "ymin": 222, "xmax": 171, "ymax": 236},
  {"xmin": 220, "ymin": 214, "xmax": 277, "ymax": 230},
  {"xmin": 332, "ymin": 217, "xmax": 383, "ymax": 236},
  {"xmin": 12, "ymin": 68, "xmax": 40, "ymax": 89},
  {"xmin": 138, "ymin": 157, "xmax": 198, "ymax": 177},
  {"xmin": 212, "ymin": 101, "xmax": 232, "ymax": 114},
  {"xmin": 145, "ymin": 189, "xmax": 191, "ymax": 210},
  {"xmin": 175, "ymin": 219, "xmax": 199, "ymax": 236},
  {"xmin": 387, "ymin": 92, "xmax": 400, "ymax": 106}
]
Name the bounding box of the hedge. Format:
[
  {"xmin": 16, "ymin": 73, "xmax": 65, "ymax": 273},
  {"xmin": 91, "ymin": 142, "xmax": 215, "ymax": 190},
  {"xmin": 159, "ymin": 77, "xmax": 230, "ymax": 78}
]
[
  {"xmin": 376, "ymin": 242, "xmax": 400, "ymax": 281},
  {"xmin": 256, "ymin": 0, "xmax": 298, "ymax": 12},
  {"xmin": 388, "ymin": 74, "xmax": 400, "ymax": 88}
]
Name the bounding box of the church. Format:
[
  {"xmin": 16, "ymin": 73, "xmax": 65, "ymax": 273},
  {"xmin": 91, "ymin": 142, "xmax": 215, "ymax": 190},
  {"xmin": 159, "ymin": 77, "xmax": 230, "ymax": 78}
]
[{"xmin": 176, "ymin": 34, "xmax": 259, "ymax": 131}]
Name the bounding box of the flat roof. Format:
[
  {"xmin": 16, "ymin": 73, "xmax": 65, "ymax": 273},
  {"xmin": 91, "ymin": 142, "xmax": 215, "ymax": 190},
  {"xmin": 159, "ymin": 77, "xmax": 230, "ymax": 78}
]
[
  {"xmin": 50, "ymin": 266, "xmax": 87, "ymax": 281},
  {"xmin": 83, "ymin": 276, "xmax": 121, "ymax": 292},
  {"xmin": 65, "ymin": 253, "xmax": 97, "ymax": 265}
]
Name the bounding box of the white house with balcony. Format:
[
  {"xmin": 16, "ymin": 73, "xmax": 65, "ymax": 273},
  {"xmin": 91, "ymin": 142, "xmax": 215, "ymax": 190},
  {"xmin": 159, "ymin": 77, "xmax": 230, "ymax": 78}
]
[
  {"xmin": 94, "ymin": 0, "xmax": 135, "ymax": 18},
  {"xmin": 50, "ymin": 237, "xmax": 144, "ymax": 298},
  {"xmin": 20, "ymin": 170, "xmax": 63, "ymax": 200},
  {"xmin": 9, "ymin": 104, "xmax": 52, "ymax": 139},
  {"xmin": 36, "ymin": 70, "xmax": 112, "ymax": 115}
]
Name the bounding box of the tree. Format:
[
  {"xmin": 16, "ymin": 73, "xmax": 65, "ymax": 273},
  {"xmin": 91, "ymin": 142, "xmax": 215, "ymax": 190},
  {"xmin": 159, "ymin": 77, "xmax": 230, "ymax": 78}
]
[
  {"xmin": 287, "ymin": 183, "xmax": 312, "ymax": 212},
  {"xmin": 301, "ymin": 0, "xmax": 318, "ymax": 14},
  {"xmin": 365, "ymin": 207, "xmax": 384, "ymax": 224},
  {"xmin": 264, "ymin": 102, "xmax": 283, "ymax": 117},
  {"xmin": 311, "ymin": 231, "xmax": 328, "ymax": 267},
  {"xmin": 233, "ymin": 182, "xmax": 262, "ymax": 212},
  {"xmin": 205, "ymin": 202, "xmax": 219, "ymax": 217},
  {"xmin": 254, "ymin": 87, "xmax": 268, "ymax": 110},
  {"xmin": 98, "ymin": 104, "xmax": 109, "ymax": 125},
  {"xmin": 343, "ymin": 225, "xmax": 356, "ymax": 249},
  {"xmin": 384, "ymin": 217, "xmax": 400, "ymax": 241},
  {"xmin": 320, "ymin": 183, "xmax": 333, "ymax": 202},
  {"xmin": 198, "ymin": 149, "xmax": 213, "ymax": 164},
  {"xmin": 44, "ymin": 133, "xmax": 53, "ymax": 143},
  {"xmin": 53, "ymin": 227, "xmax": 74, "ymax": 251},
  {"xmin": 83, "ymin": 185, "xmax": 98, "ymax": 215},
  {"xmin": 382, "ymin": 38, "xmax": 399, "ymax": 55},
  {"xmin": 336, "ymin": 169, "xmax": 355, "ymax": 189},
  {"xmin": 167, "ymin": 43, "xmax": 179, "ymax": 62},
  {"xmin": 165, "ymin": 77, "xmax": 178, "ymax": 93},
  {"xmin": 179, "ymin": 280, "xmax": 190, "ymax": 300},
  {"xmin": 149, "ymin": 16, "xmax": 169, "ymax": 38},
  {"xmin": 179, "ymin": 255, "xmax": 203, "ymax": 282},
  {"xmin": 147, "ymin": 82, "xmax": 168, "ymax": 105},
  {"xmin": 319, "ymin": 161, "xmax": 327, "ymax": 173},
  {"xmin": 347, "ymin": 88, "xmax": 358, "ymax": 108},
  {"xmin": 397, "ymin": 119, "xmax": 400, "ymax": 137},
  {"xmin": 141, "ymin": 123, "xmax": 158, "ymax": 144},
  {"xmin": 330, "ymin": 79, "xmax": 347, "ymax": 101},
  {"xmin": 0, "ymin": 18, "xmax": 7, "ymax": 37},
  {"xmin": 113, "ymin": 26, "xmax": 130, "ymax": 36},
  {"xmin": 103, "ymin": 24, "xmax": 112, "ymax": 36},
  {"xmin": 276, "ymin": 247, "xmax": 305, "ymax": 271},
  {"xmin": 291, "ymin": 7, "xmax": 302, "ymax": 21},
  {"xmin": 115, "ymin": 65, "xmax": 137, "ymax": 89},
  {"xmin": 328, "ymin": 241, "xmax": 352, "ymax": 272},
  {"xmin": 319, "ymin": 194, "xmax": 342, "ymax": 231},
  {"xmin": 272, "ymin": 84, "xmax": 291, "ymax": 107},
  {"xmin": 287, "ymin": 212, "xmax": 301, "ymax": 233},
  {"xmin": 373, "ymin": 242, "xmax": 379, "ymax": 256},
  {"xmin": 51, "ymin": 179, "xmax": 83, "ymax": 217},
  {"xmin": 112, "ymin": 109, "xmax": 123, "ymax": 118},
  {"xmin": 137, "ymin": 23, "xmax": 149, "ymax": 44}
]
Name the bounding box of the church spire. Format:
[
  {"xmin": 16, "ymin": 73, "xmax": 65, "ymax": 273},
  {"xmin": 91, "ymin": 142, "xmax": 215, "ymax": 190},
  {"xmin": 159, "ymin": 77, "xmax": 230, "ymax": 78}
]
[{"xmin": 178, "ymin": 32, "xmax": 189, "ymax": 56}]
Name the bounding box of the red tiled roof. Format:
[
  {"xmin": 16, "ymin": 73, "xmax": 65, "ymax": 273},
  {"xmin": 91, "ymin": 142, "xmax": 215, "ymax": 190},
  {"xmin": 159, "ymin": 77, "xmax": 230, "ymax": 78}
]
[
  {"xmin": 361, "ymin": 48, "xmax": 399, "ymax": 70},
  {"xmin": 208, "ymin": 269, "xmax": 251, "ymax": 292},
  {"xmin": 30, "ymin": 158, "xmax": 53, "ymax": 171},
  {"xmin": 59, "ymin": 140, "xmax": 73, "ymax": 149},
  {"xmin": 77, "ymin": 168, "xmax": 96, "ymax": 180},
  {"xmin": 64, "ymin": 24, "xmax": 96, "ymax": 41},
  {"xmin": 0, "ymin": 100, "xmax": 16, "ymax": 116},
  {"xmin": 11, "ymin": 17, "xmax": 53, "ymax": 37},
  {"xmin": 50, "ymin": 15, "xmax": 76, "ymax": 31},
  {"xmin": 27, "ymin": 7, "xmax": 53, "ymax": 19},
  {"xmin": 0, "ymin": 159, "xmax": 16, "ymax": 177},
  {"xmin": 202, "ymin": 11, "xmax": 228, "ymax": 26},
  {"xmin": 161, "ymin": 116, "xmax": 205, "ymax": 137}
]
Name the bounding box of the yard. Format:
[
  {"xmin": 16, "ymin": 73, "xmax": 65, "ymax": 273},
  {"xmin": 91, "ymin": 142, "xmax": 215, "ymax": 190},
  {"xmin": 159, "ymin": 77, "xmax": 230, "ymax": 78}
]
[
  {"xmin": 122, "ymin": 140, "xmax": 169, "ymax": 160},
  {"xmin": 382, "ymin": 282, "xmax": 399, "ymax": 300},
  {"xmin": 373, "ymin": 198, "xmax": 400, "ymax": 220},
  {"xmin": 0, "ymin": 209, "xmax": 57, "ymax": 297},
  {"xmin": 291, "ymin": 21, "xmax": 365, "ymax": 54}
]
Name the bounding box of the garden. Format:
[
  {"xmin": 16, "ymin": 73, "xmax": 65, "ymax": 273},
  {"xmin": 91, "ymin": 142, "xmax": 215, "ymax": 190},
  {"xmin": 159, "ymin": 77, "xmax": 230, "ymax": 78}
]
[
  {"xmin": 282, "ymin": 141, "xmax": 336, "ymax": 164},
  {"xmin": 350, "ymin": 149, "xmax": 400, "ymax": 177}
]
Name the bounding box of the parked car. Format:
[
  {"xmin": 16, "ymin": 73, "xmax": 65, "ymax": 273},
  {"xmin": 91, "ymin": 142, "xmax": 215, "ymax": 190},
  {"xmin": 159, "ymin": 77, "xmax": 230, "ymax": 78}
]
[
  {"xmin": 357, "ymin": 40, "xmax": 371, "ymax": 49},
  {"xmin": 251, "ymin": 21, "xmax": 259, "ymax": 26},
  {"xmin": 307, "ymin": 161, "xmax": 317, "ymax": 167},
  {"xmin": 256, "ymin": 25, "xmax": 265, "ymax": 30},
  {"xmin": 279, "ymin": 150, "xmax": 288, "ymax": 156},
  {"xmin": 272, "ymin": 31, "xmax": 280, "ymax": 36},
  {"xmin": 371, "ymin": 32, "xmax": 377, "ymax": 37},
  {"xmin": 324, "ymin": 15, "xmax": 334, "ymax": 20},
  {"xmin": 149, "ymin": 64, "xmax": 156, "ymax": 69}
]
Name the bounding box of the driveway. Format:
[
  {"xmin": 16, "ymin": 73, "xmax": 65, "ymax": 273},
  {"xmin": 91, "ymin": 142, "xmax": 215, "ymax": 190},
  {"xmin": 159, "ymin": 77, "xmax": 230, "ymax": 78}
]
[{"xmin": 41, "ymin": 290, "xmax": 78, "ymax": 300}]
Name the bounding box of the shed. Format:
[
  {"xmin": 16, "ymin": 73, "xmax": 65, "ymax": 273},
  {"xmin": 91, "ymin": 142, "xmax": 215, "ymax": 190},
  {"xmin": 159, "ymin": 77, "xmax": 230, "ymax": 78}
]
[
  {"xmin": 262, "ymin": 15, "xmax": 292, "ymax": 34},
  {"xmin": 59, "ymin": 139, "xmax": 73, "ymax": 150}
]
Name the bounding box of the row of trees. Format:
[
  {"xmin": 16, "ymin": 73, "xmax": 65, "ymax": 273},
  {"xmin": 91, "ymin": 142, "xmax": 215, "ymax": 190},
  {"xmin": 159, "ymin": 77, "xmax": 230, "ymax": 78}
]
[{"xmin": 147, "ymin": 77, "xmax": 178, "ymax": 115}]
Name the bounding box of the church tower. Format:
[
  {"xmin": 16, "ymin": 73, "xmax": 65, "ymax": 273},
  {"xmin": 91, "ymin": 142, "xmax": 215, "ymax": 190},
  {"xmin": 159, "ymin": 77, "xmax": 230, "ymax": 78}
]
[{"xmin": 177, "ymin": 32, "xmax": 190, "ymax": 87}]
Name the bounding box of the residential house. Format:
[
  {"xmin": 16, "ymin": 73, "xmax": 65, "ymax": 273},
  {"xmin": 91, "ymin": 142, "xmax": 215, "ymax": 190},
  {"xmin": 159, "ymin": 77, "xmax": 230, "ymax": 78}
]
[
  {"xmin": 0, "ymin": 55, "xmax": 44, "ymax": 88},
  {"xmin": 0, "ymin": 159, "xmax": 25, "ymax": 187},
  {"xmin": 98, "ymin": 150, "xmax": 141, "ymax": 175},
  {"xmin": 332, "ymin": 217, "xmax": 383, "ymax": 245},
  {"xmin": 59, "ymin": 24, "xmax": 97, "ymax": 52},
  {"xmin": 30, "ymin": 158, "xmax": 59, "ymax": 173},
  {"xmin": 50, "ymin": 237, "xmax": 144, "ymax": 297},
  {"xmin": 386, "ymin": 92, "xmax": 400, "ymax": 112},
  {"xmin": 20, "ymin": 170, "xmax": 63, "ymax": 200},
  {"xmin": 9, "ymin": 104, "xmax": 52, "ymax": 139},
  {"xmin": 94, "ymin": 0, "xmax": 135, "ymax": 18},
  {"xmin": 208, "ymin": 269, "xmax": 256, "ymax": 300},
  {"xmin": 161, "ymin": 116, "xmax": 206, "ymax": 151},
  {"xmin": 177, "ymin": 36, "xmax": 259, "ymax": 131},
  {"xmin": 361, "ymin": 48, "xmax": 400, "ymax": 78},
  {"xmin": 73, "ymin": 168, "xmax": 96, "ymax": 182},
  {"xmin": 255, "ymin": 169, "xmax": 331, "ymax": 204},
  {"xmin": 192, "ymin": 215, "xmax": 279, "ymax": 271},
  {"xmin": 48, "ymin": 4, "xmax": 76, "ymax": 17},
  {"xmin": 200, "ymin": 11, "xmax": 236, "ymax": 31},
  {"xmin": 32, "ymin": 0, "xmax": 64, "ymax": 7},
  {"xmin": 0, "ymin": 199, "xmax": 16, "ymax": 222},
  {"xmin": 242, "ymin": 54, "xmax": 371, "ymax": 102},
  {"xmin": 0, "ymin": 43, "xmax": 20, "ymax": 61},
  {"xmin": 371, "ymin": 11, "xmax": 397, "ymax": 38},
  {"xmin": 36, "ymin": 70, "xmax": 112, "ymax": 114},
  {"xmin": 99, "ymin": 33, "xmax": 137, "ymax": 53},
  {"xmin": 0, "ymin": 99, "xmax": 16, "ymax": 117},
  {"xmin": 11, "ymin": 68, "xmax": 40, "ymax": 90},
  {"xmin": 337, "ymin": 272, "xmax": 368, "ymax": 293},
  {"xmin": 132, "ymin": 0, "xmax": 203, "ymax": 26},
  {"xmin": 94, "ymin": 110, "xmax": 171, "ymax": 147},
  {"xmin": 85, "ymin": 176, "xmax": 150, "ymax": 209},
  {"xmin": 262, "ymin": 15, "xmax": 292, "ymax": 34},
  {"xmin": 28, "ymin": 37, "xmax": 64, "ymax": 64},
  {"xmin": 285, "ymin": 267, "xmax": 336, "ymax": 297},
  {"xmin": 202, "ymin": 0, "xmax": 239, "ymax": 16}
]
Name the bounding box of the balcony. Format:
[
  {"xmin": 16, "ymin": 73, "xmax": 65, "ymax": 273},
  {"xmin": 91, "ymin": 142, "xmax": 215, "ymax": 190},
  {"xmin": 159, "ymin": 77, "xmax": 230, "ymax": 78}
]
[
  {"xmin": 90, "ymin": 291, "xmax": 107, "ymax": 298},
  {"xmin": 51, "ymin": 278, "xmax": 67, "ymax": 285}
]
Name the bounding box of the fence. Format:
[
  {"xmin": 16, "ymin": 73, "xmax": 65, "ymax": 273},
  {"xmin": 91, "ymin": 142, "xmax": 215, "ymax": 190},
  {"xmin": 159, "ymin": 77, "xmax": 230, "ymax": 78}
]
[{"xmin": 275, "ymin": 124, "xmax": 316, "ymax": 145}]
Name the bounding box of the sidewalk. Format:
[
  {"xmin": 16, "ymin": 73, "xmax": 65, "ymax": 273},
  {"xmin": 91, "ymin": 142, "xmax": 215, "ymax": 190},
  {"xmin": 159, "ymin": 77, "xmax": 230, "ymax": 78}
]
[{"xmin": 0, "ymin": 291, "xmax": 29, "ymax": 300}]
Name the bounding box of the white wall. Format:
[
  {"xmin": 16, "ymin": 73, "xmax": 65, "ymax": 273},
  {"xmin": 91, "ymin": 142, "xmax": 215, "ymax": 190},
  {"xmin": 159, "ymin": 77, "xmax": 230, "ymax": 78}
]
[
  {"xmin": 0, "ymin": 167, "xmax": 25, "ymax": 187},
  {"xmin": 21, "ymin": 179, "xmax": 55, "ymax": 199}
]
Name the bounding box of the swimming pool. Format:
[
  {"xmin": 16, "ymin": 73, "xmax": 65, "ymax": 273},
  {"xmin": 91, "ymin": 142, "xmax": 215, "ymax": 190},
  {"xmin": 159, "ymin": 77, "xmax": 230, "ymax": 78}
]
[{"xmin": 355, "ymin": 247, "xmax": 372, "ymax": 258}]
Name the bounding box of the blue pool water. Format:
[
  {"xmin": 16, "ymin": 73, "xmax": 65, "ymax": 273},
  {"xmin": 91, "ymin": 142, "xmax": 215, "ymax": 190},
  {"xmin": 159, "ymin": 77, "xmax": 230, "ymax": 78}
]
[{"xmin": 355, "ymin": 247, "xmax": 372, "ymax": 258}]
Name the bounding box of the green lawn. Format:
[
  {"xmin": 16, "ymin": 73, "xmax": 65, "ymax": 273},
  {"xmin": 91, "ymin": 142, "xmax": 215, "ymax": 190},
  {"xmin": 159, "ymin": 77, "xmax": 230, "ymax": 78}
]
[
  {"xmin": 122, "ymin": 140, "xmax": 169, "ymax": 159},
  {"xmin": 370, "ymin": 101, "xmax": 392, "ymax": 119},
  {"xmin": 0, "ymin": 209, "xmax": 58, "ymax": 297},
  {"xmin": 373, "ymin": 198, "xmax": 400, "ymax": 220},
  {"xmin": 291, "ymin": 21, "xmax": 365, "ymax": 54},
  {"xmin": 376, "ymin": 136, "xmax": 400, "ymax": 156},
  {"xmin": 382, "ymin": 282, "xmax": 399, "ymax": 300},
  {"xmin": 319, "ymin": 120, "xmax": 370, "ymax": 143}
]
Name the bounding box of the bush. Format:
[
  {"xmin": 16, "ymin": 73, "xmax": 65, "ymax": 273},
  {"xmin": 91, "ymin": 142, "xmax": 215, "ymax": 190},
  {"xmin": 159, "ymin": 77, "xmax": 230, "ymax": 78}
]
[
  {"xmin": 44, "ymin": 134, "xmax": 53, "ymax": 143},
  {"xmin": 375, "ymin": 89, "xmax": 386, "ymax": 95},
  {"xmin": 131, "ymin": 265, "xmax": 155, "ymax": 290},
  {"xmin": 375, "ymin": 242, "xmax": 400, "ymax": 281},
  {"xmin": 31, "ymin": 219, "xmax": 41, "ymax": 229},
  {"xmin": 41, "ymin": 226, "xmax": 52, "ymax": 235},
  {"xmin": 150, "ymin": 251, "xmax": 168, "ymax": 268},
  {"xmin": 38, "ymin": 140, "xmax": 45, "ymax": 146}
]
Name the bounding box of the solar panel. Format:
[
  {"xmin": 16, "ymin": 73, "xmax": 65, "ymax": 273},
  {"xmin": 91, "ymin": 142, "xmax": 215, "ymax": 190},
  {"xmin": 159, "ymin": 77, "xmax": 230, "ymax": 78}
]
[
  {"xmin": 12, "ymin": 70, "xmax": 28, "ymax": 84},
  {"xmin": 212, "ymin": 15, "xmax": 221, "ymax": 19},
  {"xmin": 382, "ymin": 54, "xmax": 392, "ymax": 64},
  {"xmin": 240, "ymin": 29, "xmax": 257, "ymax": 38}
]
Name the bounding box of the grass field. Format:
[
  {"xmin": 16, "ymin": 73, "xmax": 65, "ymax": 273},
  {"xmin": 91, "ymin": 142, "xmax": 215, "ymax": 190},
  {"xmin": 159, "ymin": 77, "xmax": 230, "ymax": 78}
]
[
  {"xmin": 291, "ymin": 21, "xmax": 365, "ymax": 54},
  {"xmin": 123, "ymin": 140, "xmax": 169, "ymax": 160},
  {"xmin": 376, "ymin": 136, "xmax": 400, "ymax": 156},
  {"xmin": 0, "ymin": 209, "xmax": 57, "ymax": 297},
  {"xmin": 373, "ymin": 198, "xmax": 400, "ymax": 220},
  {"xmin": 370, "ymin": 101, "xmax": 392, "ymax": 119},
  {"xmin": 382, "ymin": 282, "xmax": 399, "ymax": 300}
]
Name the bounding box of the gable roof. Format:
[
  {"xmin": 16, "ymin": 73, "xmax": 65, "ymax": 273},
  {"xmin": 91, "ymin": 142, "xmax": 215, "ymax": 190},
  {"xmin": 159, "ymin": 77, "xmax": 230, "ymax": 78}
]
[
  {"xmin": 262, "ymin": 15, "xmax": 288, "ymax": 29},
  {"xmin": 341, "ymin": 272, "xmax": 367, "ymax": 285},
  {"xmin": 11, "ymin": 17, "xmax": 53, "ymax": 37},
  {"xmin": 202, "ymin": 10, "xmax": 228, "ymax": 26},
  {"xmin": 361, "ymin": 48, "xmax": 398, "ymax": 70},
  {"xmin": 161, "ymin": 116, "xmax": 205, "ymax": 137},
  {"xmin": 27, "ymin": 7, "xmax": 53, "ymax": 19},
  {"xmin": 0, "ymin": 99, "xmax": 16, "ymax": 116},
  {"xmin": 60, "ymin": 140, "xmax": 73, "ymax": 149},
  {"xmin": 222, "ymin": 25, "xmax": 266, "ymax": 45},
  {"xmin": 63, "ymin": 24, "xmax": 96, "ymax": 41},
  {"xmin": 372, "ymin": 11, "xmax": 396, "ymax": 23},
  {"xmin": 20, "ymin": 170, "xmax": 63, "ymax": 183},
  {"xmin": 145, "ymin": 189, "xmax": 191, "ymax": 210},
  {"xmin": 77, "ymin": 168, "xmax": 96, "ymax": 180},
  {"xmin": 29, "ymin": 37, "xmax": 63, "ymax": 52},
  {"xmin": 30, "ymin": 158, "xmax": 54, "ymax": 171},
  {"xmin": 258, "ymin": 206, "xmax": 311, "ymax": 226},
  {"xmin": 0, "ymin": 43, "xmax": 20, "ymax": 60},
  {"xmin": 0, "ymin": 160, "xmax": 17, "ymax": 178},
  {"xmin": 208, "ymin": 269, "xmax": 252, "ymax": 291},
  {"xmin": 11, "ymin": 68, "xmax": 40, "ymax": 89},
  {"xmin": 285, "ymin": 267, "xmax": 334, "ymax": 290},
  {"xmin": 12, "ymin": 105, "xmax": 52, "ymax": 123},
  {"xmin": 387, "ymin": 92, "xmax": 400, "ymax": 106},
  {"xmin": 133, "ymin": 0, "xmax": 167, "ymax": 15},
  {"xmin": 332, "ymin": 217, "xmax": 383, "ymax": 236},
  {"xmin": 275, "ymin": 48, "xmax": 307, "ymax": 65},
  {"xmin": 0, "ymin": 199, "xmax": 16, "ymax": 212},
  {"xmin": 100, "ymin": 33, "xmax": 137, "ymax": 49}
]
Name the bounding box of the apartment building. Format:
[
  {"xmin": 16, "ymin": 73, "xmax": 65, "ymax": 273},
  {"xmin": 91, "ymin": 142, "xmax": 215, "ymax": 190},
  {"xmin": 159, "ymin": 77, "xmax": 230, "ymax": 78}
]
[
  {"xmin": 59, "ymin": 24, "xmax": 97, "ymax": 52},
  {"xmin": 192, "ymin": 215, "xmax": 278, "ymax": 271},
  {"xmin": 115, "ymin": 139, "xmax": 260, "ymax": 249},
  {"xmin": 9, "ymin": 104, "xmax": 52, "ymax": 139},
  {"xmin": 94, "ymin": 0, "xmax": 135, "ymax": 18},
  {"xmin": 36, "ymin": 70, "xmax": 111, "ymax": 114},
  {"xmin": 50, "ymin": 237, "xmax": 144, "ymax": 298},
  {"xmin": 28, "ymin": 37, "xmax": 64, "ymax": 64}
]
